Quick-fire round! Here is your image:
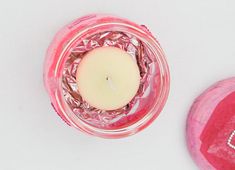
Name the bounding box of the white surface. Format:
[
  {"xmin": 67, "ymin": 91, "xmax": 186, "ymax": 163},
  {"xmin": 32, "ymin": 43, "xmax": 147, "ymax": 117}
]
[{"xmin": 0, "ymin": 0, "xmax": 235, "ymax": 170}]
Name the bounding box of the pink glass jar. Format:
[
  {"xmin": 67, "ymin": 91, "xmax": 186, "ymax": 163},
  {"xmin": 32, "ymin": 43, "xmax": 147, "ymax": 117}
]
[{"xmin": 43, "ymin": 14, "xmax": 170, "ymax": 138}]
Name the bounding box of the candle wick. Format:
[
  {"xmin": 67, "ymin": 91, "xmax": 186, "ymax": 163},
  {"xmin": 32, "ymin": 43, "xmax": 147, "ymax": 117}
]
[{"xmin": 106, "ymin": 76, "xmax": 116, "ymax": 91}]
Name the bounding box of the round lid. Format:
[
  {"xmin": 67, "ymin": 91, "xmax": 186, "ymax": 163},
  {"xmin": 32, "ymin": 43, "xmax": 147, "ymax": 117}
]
[{"xmin": 187, "ymin": 77, "xmax": 235, "ymax": 170}]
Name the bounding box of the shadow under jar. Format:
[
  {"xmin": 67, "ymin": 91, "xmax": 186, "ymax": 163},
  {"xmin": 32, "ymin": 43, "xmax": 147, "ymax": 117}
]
[{"xmin": 44, "ymin": 14, "xmax": 170, "ymax": 138}]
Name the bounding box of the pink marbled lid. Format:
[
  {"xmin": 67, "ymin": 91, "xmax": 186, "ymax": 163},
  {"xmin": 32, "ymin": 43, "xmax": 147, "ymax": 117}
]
[{"xmin": 187, "ymin": 77, "xmax": 235, "ymax": 170}]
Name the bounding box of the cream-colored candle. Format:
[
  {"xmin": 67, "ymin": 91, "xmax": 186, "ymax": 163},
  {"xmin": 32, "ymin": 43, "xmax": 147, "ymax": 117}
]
[{"xmin": 76, "ymin": 47, "xmax": 140, "ymax": 110}]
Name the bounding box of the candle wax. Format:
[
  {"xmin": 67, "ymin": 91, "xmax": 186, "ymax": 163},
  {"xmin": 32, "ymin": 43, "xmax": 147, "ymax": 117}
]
[{"xmin": 76, "ymin": 47, "xmax": 140, "ymax": 110}]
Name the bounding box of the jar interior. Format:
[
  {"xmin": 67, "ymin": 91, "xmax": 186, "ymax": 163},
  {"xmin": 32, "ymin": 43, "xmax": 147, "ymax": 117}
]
[{"xmin": 61, "ymin": 30, "xmax": 162, "ymax": 130}]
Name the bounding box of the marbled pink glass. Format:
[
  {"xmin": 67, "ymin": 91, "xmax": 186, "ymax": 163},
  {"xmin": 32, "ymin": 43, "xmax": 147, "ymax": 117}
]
[
  {"xmin": 187, "ymin": 77, "xmax": 235, "ymax": 170},
  {"xmin": 43, "ymin": 14, "xmax": 170, "ymax": 138}
]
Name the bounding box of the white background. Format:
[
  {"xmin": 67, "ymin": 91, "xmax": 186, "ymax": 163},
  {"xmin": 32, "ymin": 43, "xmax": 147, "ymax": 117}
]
[{"xmin": 0, "ymin": 0, "xmax": 235, "ymax": 170}]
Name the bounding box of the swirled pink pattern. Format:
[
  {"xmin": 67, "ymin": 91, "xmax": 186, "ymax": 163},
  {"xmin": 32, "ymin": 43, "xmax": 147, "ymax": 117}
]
[{"xmin": 187, "ymin": 77, "xmax": 235, "ymax": 170}]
